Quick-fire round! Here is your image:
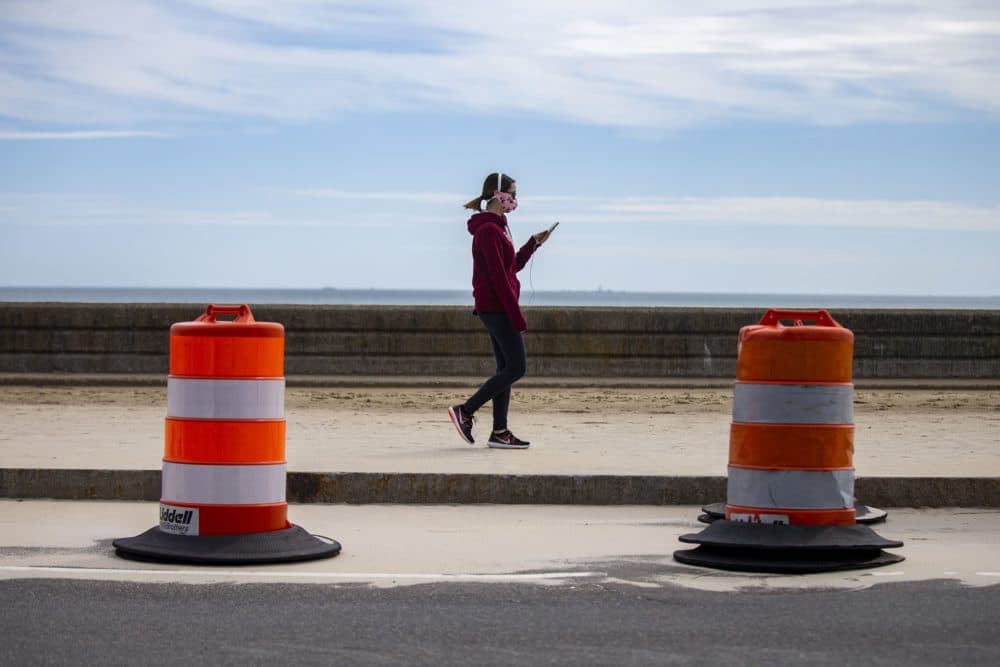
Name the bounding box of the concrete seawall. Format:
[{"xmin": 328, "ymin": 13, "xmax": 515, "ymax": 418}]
[
  {"xmin": 2, "ymin": 469, "xmax": 998, "ymax": 507},
  {"xmin": 1, "ymin": 303, "xmax": 998, "ymax": 380}
]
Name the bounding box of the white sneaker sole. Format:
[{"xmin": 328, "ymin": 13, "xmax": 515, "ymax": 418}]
[
  {"xmin": 447, "ymin": 406, "xmax": 475, "ymax": 445},
  {"xmin": 487, "ymin": 442, "xmax": 530, "ymax": 449}
]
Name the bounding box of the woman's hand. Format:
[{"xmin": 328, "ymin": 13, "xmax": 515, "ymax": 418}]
[
  {"xmin": 532, "ymin": 229, "xmax": 551, "ymax": 245},
  {"xmin": 532, "ymin": 222, "xmax": 558, "ymax": 246}
]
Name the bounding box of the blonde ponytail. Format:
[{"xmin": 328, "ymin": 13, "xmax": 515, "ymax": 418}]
[{"xmin": 464, "ymin": 172, "xmax": 513, "ymax": 211}]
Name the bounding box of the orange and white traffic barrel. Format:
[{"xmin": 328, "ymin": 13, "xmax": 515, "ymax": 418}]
[
  {"xmin": 114, "ymin": 304, "xmax": 340, "ymax": 564},
  {"xmin": 674, "ymin": 309, "xmax": 903, "ymax": 573},
  {"xmin": 726, "ymin": 308, "xmax": 856, "ymax": 526},
  {"xmin": 162, "ymin": 304, "xmax": 287, "ymax": 535}
]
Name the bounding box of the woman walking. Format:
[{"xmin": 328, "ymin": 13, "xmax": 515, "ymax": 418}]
[{"xmin": 448, "ymin": 172, "xmax": 553, "ymax": 449}]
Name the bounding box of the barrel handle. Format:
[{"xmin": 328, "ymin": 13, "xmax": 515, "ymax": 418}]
[
  {"xmin": 759, "ymin": 308, "xmax": 840, "ymax": 327},
  {"xmin": 195, "ymin": 304, "xmax": 256, "ymax": 324}
]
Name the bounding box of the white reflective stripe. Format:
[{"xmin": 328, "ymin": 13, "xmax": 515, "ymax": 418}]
[
  {"xmin": 727, "ymin": 466, "xmax": 854, "ymax": 509},
  {"xmin": 732, "ymin": 382, "xmax": 853, "ymax": 424},
  {"xmin": 167, "ymin": 378, "xmax": 285, "ymax": 419},
  {"xmin": 161, "ymin": 462, "xmax": 286, "ymax": 505}
]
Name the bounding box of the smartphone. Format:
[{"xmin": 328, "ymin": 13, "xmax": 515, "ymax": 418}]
[{"xmin": 548, "ymin": 221, "xmax": 560, "ymax": 234}]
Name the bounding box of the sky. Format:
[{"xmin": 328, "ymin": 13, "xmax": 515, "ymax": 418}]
[{"xmin": 1, "ymin": 0, "xmax": 998, "ymax": 296}]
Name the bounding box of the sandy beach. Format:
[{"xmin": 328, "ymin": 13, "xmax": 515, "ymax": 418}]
[{"xmin": 2, "ymin": 385, "xmax": 998, "ymax": 478}]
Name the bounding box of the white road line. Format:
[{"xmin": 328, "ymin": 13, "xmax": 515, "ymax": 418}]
[
  {"xmin": 870, "ymin": 571, "xmax": 904, "ymax": 576},
  {"xmin": 0, "ymin": 565, "xmax": 605, "ymax": 581},
  {"xmin": 976, "ymin": 572, "xmax": 1000, "ymax": 577}
]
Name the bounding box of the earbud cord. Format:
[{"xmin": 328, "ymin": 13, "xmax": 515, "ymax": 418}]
[
  {"xmin": 499, "ymin": 168, "xmax": 536, "ymax": 304},
  {"xmin": 528, "ymin": 253, "xmax": 536, "ymax": 306}
]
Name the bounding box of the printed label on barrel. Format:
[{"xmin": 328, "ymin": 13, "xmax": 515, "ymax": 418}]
[
  {"xmin": 159, "ymin": 504, "xmax": 199, "ymax": 536},
  {"xmin": 729, "ymin": 512, "xmax": 790, "ymax": 525}
]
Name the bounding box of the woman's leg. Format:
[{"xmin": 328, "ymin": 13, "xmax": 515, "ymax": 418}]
[
  {"xmin": 461, "ymin": 312, "xmax": 526, "ymax": 429},
  {"xmin": 486, "ymin": 331, "xmax": 512, "ymax": 431}
]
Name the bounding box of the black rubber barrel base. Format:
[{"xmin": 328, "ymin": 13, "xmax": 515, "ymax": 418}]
[
  {"xmin": 697, "ymin": 502, "xmax": 888, "ymax": 525},
  {"xmin": 673, "ymin": 545, "xmax": 904, "ymax": 574},
  {"xmin": 673, "ymin": 520, "xmax": 904, "ymax": 574},
  {"xmin": 113, "ymin": 524, "xmax": 341, "ymax": 565}
]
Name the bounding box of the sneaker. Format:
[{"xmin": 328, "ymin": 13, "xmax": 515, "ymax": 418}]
[
  {"xmin": 487, "ymin": 429, "xmax": 530, "ymax": 449},
  {"xmin": 448, "ymin": 405, "xmax": 475, "ymax": 445}
]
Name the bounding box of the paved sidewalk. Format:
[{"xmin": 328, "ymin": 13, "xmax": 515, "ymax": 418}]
[{"xmin": 3, "ymin": 501, "xmax": 998, "ymax": 590}]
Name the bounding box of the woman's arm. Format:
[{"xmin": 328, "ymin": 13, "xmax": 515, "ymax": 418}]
[{"xmin": 514, "ymin": 236, "xmax": 539, "ymax": 273}]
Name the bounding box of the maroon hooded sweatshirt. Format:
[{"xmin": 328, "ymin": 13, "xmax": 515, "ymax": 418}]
[{"xmin": 467, "ymin": 212, "xmax": 539, "ymax": 332}]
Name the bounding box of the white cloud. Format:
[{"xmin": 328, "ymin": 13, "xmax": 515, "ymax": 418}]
[
  {"xmin": 288, "ymin": 189, "xmax": 465, "ymax": 203},
  {"xmin": 0, "ymin": 130, "xmax": 165, "ymax": 140},
  {"xmin": 1, "ymin": 1, "xmax": 999, "ymax": 130},
  {"xmin": 3, "ymin": 190, "xmax": 997, "ymax": 233},
  {"xmin": 583, "ymin": 196, "xmax": 1000, "ymax": 232},
  {"xmin": 553, "ymin": 240, "xmax": 872, "ymax": 266},
  {"xmin": 290, "ymin": 190, "xmax": 1000, "ymax": 232}
]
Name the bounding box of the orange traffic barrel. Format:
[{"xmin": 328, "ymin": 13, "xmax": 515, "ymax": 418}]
[
  {"xmin": 674, "ymin": 309, "xmax": 903, "ymax": 573},
  {"xmin": 114, "ymin": 304, "xmax": 340, "ymax": 564},
  {"xmin": 726, "ymin": 308, "xmax": 856, "ymax": 526},
  {"xmin": 163, "ymin": 303, "xmax": 287, "ymax": 535}
]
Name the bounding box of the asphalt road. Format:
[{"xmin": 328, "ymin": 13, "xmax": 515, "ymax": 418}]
[{"xmin": 3, "ymin": 578, "xmax": 999, "ymax": 666}]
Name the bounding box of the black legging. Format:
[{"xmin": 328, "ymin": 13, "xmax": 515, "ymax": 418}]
[{"xmin": 461, "ymin": 311, "xmax": 526, "ymax": 431}]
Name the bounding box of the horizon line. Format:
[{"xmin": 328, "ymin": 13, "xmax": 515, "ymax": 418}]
[{"xmin": 1, "ymin": 286, "xmax": 997, "ymax": 300}]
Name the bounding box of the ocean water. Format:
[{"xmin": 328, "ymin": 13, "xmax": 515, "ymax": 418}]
[{"xmin": 1, "ymin": 287, "xmax": 998, "ymax": 309}]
